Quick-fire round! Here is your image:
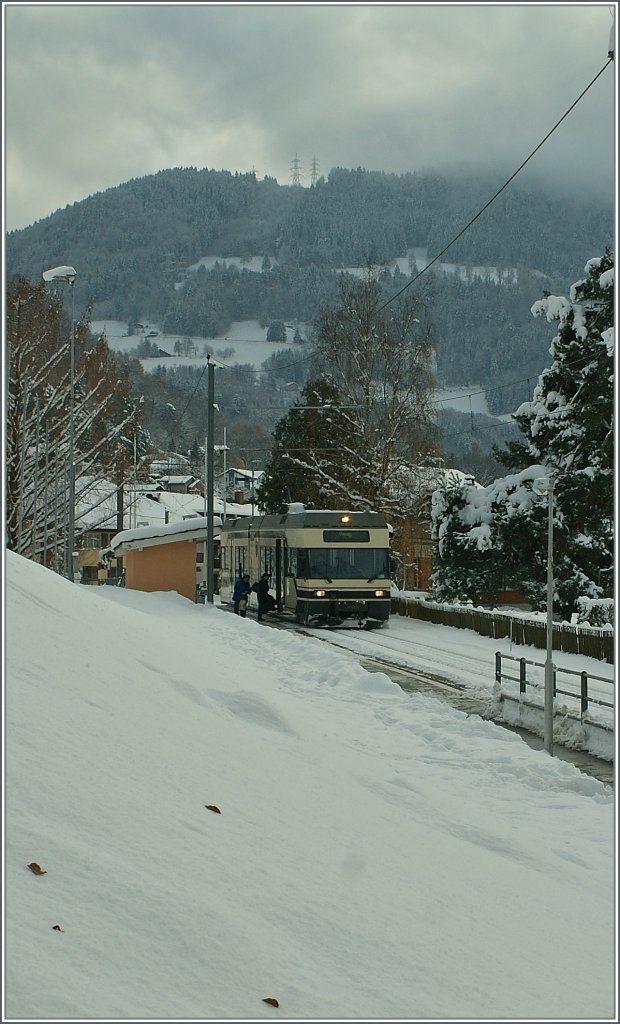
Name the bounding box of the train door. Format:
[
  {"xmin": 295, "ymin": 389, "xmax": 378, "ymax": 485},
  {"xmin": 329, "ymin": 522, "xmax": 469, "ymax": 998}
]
[
  {"xmin": 283, "ymin": 543, "xmax": 298, "ymax": 613},
  {"xmin": 274, "ymin": 539, "xmax": 282, "ymax": 609}
]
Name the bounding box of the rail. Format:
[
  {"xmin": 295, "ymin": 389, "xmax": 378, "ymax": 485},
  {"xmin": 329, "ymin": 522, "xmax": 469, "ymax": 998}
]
[{"xmin": 494, "ymin": 651, "xmax": 614, "ymax": 730}]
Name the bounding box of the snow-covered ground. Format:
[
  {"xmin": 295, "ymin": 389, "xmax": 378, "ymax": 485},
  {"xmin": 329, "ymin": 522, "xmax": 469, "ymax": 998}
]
[
  {"xmin": 434, "ymin": 384, "xmax": 501, "ymax": 417},
  {"xmin": 308, "ymin": 608, "xmax": 614, "ymax": 763},
  {"xmin": 92, "ymin": 317, "xmax": 502, "ymax": 416},
  {"xmin": 90, "ymin": 317, "xmax": 302, "ymax": 374},
  {"xmin": 4, "ymin": 550, "xmax": 616, "ymax": 1021}
]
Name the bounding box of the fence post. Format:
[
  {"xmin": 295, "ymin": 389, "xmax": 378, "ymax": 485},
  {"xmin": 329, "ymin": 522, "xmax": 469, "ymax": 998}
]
[
  {"xmin": 520, "ymin": 658, "xmax": 527, "ymax": 693},
  {"xmin": 580, "ymin": 671, "xmax": 588, "ymax": 717},
  {"xmin": 495, "ymin": 652, "xmax": 502, "ymax": 698}
]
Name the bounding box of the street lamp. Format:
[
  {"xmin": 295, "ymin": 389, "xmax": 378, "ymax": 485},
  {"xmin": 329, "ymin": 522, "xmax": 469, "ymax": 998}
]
[
  {"xmin": 533, "ymin": 473, "xmax": 555, "ymax": 755},
  {"xmin": 42, "ymin": 265, "xmax": 77, "ymax": 581},
  {"xmin": 202, "ymin": 354, "xmax": 229, "ymax": 604}
]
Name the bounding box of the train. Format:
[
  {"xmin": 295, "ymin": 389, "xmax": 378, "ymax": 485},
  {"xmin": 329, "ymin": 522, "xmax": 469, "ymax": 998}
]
[{"xmin": 218, "ymin": 508, "xmax": 392, "ymax": 628}]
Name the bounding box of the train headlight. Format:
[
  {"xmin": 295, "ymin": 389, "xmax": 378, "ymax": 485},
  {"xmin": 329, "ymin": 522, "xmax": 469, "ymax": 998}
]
[
  {"xmin": 314, "ymin": 589, "xmax": 327, "ymax": 598},
  {"xmin": 374, "ymin": 589, "xmax": 387, "ymax": 598},
  {"xmin": 339, "ymin": 514, "xmax": 351, "ymax": 524}
]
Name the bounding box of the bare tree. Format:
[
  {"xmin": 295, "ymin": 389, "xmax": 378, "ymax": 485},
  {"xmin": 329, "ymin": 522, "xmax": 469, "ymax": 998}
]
[
  {"xmin": 6, "ymin": 276, "xmax": 144, "ymax": 569},
  {"xmin": 305, "ymin": 266, "xmax": 442, "ymax": 517}
]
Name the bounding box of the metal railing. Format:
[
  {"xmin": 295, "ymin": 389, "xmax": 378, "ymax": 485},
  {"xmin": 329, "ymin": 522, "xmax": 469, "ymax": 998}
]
[{"xmin": 494, "ymin": 651, "xmax": 614, "ymax": 729}]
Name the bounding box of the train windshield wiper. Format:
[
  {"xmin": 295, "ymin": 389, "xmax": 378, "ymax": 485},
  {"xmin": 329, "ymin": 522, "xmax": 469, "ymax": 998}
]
[
  {"xmin": 367, "ymin": 575, "xmax": 377, "ymax": 583},
  {"xmin": 315, "ymin": 573, "xmax": 333, "ymax": 583}
]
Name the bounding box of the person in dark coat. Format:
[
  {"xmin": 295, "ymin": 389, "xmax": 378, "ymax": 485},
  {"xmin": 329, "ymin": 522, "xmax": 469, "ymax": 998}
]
[
  {"xmin": 232, "ymin": 574, "xmax": 252, "ymax": 616},
  {"xmin": 252, "ymin": 571, "xmax": 277, "ymax": 622}
]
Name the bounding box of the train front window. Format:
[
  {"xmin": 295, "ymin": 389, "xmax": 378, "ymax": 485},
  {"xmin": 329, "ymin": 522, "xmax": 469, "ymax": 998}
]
[{"xmin": 303, "ymin": 548, "xmax": 389, "ymax": 580}]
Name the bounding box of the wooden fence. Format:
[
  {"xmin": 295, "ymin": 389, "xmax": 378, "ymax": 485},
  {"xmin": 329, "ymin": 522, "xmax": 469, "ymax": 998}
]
[{"xmin": 391, "ymin": 596, "xmax": 614, "ymax": 665}]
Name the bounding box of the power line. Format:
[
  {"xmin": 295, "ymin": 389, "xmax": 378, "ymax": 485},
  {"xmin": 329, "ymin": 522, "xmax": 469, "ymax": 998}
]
[
  {"xmin": 375, "ymin": 56, "xmax": 613, "ymax": 314},
  {"xmin": 155, "ymin": 57, "xmax": 613, "ymax": 443}
]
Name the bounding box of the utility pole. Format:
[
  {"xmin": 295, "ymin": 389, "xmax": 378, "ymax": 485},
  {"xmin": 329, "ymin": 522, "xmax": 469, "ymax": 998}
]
[
  {"xmin": 222, "ymin": 426, "xmax": 227, "ymax": 524},
  {"xmin": 42, "ymin": 265, "xmax": 77, "ymax": 580},
  {"xmin": 67, "ymin": 276, "xmax": 76, "ymax": 580},
  {"xmin": 533, "ymin": 473, "xmax": 555, "ymax": 756},
  {"xmin": 310, "ymin": 155, "xmax": 319, "ymax": 185},
  {"xmin": 543, "ymin": 477, "xmax": 555, "ymax": 755},
  {"xmin": 206, "ymin": 355, "xmax": 215, "ymax": 603}
]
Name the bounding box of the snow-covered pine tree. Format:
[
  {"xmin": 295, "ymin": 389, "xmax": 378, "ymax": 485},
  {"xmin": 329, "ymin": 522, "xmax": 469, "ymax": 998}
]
[
  {"xmin": 266, "ymin": 320, "xmax": 287, "ymax": 343},
  {"xmin": 429, "ymin": 465, "xmax": 550, "ymax": 606},
  {"xmin": 430, "ymin": 251, "xmax": 614, "ymax": 618},
  {"xmin": 511, "ymin": 249, "xmax": 614, "ymax": 614}
]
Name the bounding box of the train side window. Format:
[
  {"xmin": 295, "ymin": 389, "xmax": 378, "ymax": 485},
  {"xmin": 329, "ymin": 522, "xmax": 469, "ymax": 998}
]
[
  {"xmin": 260, "ymin": 544, "xmax": 275, "ymax": 577},
  {"xmin": 285, "ymin": 547, "xmax": 297, "ymax": 575}
]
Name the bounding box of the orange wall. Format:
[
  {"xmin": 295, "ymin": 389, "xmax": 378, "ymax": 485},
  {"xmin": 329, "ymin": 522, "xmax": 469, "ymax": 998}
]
[{"xmin": 125, "ymin": 541, "xmax": 197, "ymax": 602}]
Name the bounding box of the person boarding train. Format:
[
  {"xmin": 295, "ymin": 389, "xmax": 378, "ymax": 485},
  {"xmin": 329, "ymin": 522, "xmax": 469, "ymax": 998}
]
[
  {"xmin": 251, "ymin": 572, "xmax": 277, "ymax": 622},
  {"xmin": 232, "ymin": 574, "xmax": 252, "ymax": 616}
]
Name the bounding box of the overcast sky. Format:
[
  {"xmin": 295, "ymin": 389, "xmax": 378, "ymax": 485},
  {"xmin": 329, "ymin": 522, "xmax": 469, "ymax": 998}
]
[{"xmin": 3, "ymin": 2, "xmax": 617, "ymax": 232}]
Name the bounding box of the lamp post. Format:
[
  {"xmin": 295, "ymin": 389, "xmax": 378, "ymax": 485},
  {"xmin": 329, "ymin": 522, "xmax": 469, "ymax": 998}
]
[
  {"xmin": 214, "ymin": 428, "xmax": 229, "ymax": 524},
  {"xmin": 42, "ymin": 265, "xmax": 77, "ymax": 581},
  {"xmin": 533, "ymin": 474, "xmax": 555, "ymax": 755}
]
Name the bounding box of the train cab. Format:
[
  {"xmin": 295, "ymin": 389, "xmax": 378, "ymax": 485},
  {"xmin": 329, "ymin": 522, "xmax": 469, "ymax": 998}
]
[{"xmin": 219, "ymin": 509, "xmax": 392, "ymax": 628}]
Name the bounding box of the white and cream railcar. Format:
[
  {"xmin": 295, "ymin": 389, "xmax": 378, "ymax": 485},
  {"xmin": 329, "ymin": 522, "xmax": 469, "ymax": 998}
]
[{"xmin": 219, "ymin": 509, "xmax": 392, "ymax": 627}]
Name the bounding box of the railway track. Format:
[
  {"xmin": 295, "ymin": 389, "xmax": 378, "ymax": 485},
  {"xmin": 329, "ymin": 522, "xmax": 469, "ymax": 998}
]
[
  {"xmin": 258, "ymin": 611, "xmax": 496, "ymax": 717},
  {"xmin": 241, "ymin": 608, "xmax": 614, "ymax": 787}
]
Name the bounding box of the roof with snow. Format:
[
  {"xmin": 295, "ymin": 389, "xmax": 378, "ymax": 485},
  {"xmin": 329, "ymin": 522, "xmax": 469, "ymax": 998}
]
[{"xmin": 110, "ymin": 516, "xmax": 220, "ymax": 555}]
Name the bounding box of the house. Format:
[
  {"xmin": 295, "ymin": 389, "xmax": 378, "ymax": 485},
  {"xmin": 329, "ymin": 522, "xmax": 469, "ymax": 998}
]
[
  {"xmin": 109, "ymin": 517, "xmax": 219, "ymax": 603},
  {"xmin": 155, "ymin": 474, "xmax": 201, "ymax": 494},
  {"xmin": 148, "ymin": 452, "xmax": 191, "ymax": 477},
  {"xmin": 74, "ymin": 476, "xmax": 167, "ymax": 585},
  {"xmin": 224, "ymin": 467, "xmax": 264, "ymax": 503},
  {"xmin": 74, "ymin": 469, "xmax": 257, "ymax": 588}
]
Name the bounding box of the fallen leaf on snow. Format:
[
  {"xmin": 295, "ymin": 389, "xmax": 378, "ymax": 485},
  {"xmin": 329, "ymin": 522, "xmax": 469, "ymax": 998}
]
[
  {"xmin": 205, "ymin": 804, "xmax": 221, "ymax": 813},
  {"xmin": 27, "ymin": 862, "xmax": 47, "ymax": 875},
  {"xmin": 262, "ymin": 997, "xmax": 279, "ymax": 1007}
]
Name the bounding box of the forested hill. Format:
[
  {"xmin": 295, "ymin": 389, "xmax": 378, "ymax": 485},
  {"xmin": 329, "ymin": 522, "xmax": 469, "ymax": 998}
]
[{"xmin": 6, "ymin": 165, "xmax": 613, "ymax": 412}]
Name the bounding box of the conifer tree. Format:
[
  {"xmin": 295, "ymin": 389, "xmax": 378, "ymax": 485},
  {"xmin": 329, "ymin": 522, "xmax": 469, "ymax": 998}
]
[
  {"xmin": 266, "ymin": 319, "xmax": 287, "ymax": 343},
  {"xmin": 509, "ymin": 248, "xmax": 614, "ymax": 611},
  {"xmin": 256, "ymin": 378, "xmax": 348, "ymax": 512},
  {"xmin": 430, "ymin": 251, "xmax": 614, "ymax": 617}
]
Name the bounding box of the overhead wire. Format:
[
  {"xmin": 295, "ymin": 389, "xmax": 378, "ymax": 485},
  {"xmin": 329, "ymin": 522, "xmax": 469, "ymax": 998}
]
[
  {"xmin": 154, "ymin": 54, "xmax": 613, "ymax": 448},
  {"xmin": 374, "ymin": 56, "xmax": 614, "ymax": 313},
  {"xmin": 165, "ymin": 348, "xmax": 598, "ymax": 421}
]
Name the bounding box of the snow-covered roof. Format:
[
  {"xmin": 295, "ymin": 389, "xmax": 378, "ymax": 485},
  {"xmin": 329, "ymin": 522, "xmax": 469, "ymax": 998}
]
[
  {"xmin": 110, "ymin": 516, "xmax": 220, "ymax": 555},
  {"xmin": 75, "ymin": 477, "xmax": 167, "ymax": 532},
  {"xmin": 156, "ymin": 475, "xmax": 197, "ymax": 485}
]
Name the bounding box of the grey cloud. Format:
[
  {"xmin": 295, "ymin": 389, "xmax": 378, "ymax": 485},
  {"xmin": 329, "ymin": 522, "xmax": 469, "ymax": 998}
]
[{"xmin": 4, "ymin": 3, "xmax": 615, "ymax": 230}]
